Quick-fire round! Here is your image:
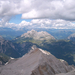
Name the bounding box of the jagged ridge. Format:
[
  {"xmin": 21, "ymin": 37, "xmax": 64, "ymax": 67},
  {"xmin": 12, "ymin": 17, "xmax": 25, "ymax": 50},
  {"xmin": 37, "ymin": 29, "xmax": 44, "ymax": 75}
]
[{"xmin": 0, "ymin": 45, "xmax": 74, "ymax": 75}]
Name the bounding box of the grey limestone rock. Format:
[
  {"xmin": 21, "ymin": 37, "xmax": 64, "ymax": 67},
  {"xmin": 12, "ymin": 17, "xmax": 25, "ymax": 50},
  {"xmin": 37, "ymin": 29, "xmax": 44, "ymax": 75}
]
[{"xmin": 0, "ymin": 46, "xmax": 74, "ymax": 75}]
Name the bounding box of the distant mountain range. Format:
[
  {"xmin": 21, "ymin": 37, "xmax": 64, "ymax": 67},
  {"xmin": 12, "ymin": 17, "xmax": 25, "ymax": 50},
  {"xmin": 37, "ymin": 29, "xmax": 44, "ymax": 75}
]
[
  {"xmin": 0, "ymin": 29, "xmax": 75, "ymax": 75},
  {"xmin": 1, "ymin": 29, "xmax": 75, "ymax": 66},
  {"xmin": 0, "ymin": 27, "xmax": 75, "ymax": 40},
  {"xmin": 12, "ymin": 30, "xmax": 75, "ymax": 65},
  {"xmin": 0, "ymin": 45, "xmax": 74, "ymax": 75}
]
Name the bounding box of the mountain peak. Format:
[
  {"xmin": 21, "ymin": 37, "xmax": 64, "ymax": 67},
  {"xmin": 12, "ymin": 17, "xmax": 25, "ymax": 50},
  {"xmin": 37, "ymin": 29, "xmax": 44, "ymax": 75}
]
[
  {"xmin": 29, "ymin": 45, "xmax": 51, "ymax": 55},
  {"xmin": 27, "ymin": 29, "xmax": 37, "ymax": 34},
  {"xmin": 0, "ymin": 46, "xmax": 74, "ymax": 75},
  {"xmin": 31, "ymin": 29, "xmax": 36, "ymax": 32},
  {"xmin": 21, "ymin": 29, "xmax": 55, "ymax": 41},
  {"xmin": 21, "ymin": 29, "xmax": 37, "ymax": 38}
]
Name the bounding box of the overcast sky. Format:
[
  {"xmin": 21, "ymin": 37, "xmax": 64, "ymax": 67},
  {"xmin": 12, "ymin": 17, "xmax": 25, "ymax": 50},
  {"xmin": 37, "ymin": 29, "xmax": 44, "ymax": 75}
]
[{"xmin": 0, "ymin": 0, "xmax": 75, "ymax": 29}]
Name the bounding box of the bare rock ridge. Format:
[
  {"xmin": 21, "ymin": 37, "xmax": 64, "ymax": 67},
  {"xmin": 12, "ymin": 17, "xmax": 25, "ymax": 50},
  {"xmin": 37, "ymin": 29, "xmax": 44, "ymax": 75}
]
[
  {"xmin": 21, "ymin": 29, "xmax": 55, "ymax": 41},
  {"xmin": 0, "ymin": 45, "xmax": 74, "ymax": 75}
]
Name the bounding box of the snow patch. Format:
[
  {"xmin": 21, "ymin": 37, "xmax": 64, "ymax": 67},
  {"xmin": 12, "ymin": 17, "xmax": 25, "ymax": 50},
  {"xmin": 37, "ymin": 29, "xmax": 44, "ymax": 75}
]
[
  {"xmin": 10, "ymin": 57, "xmax": 14, "ymax": 59},
  {"xmin": 59, "ymin": 59, "xmax": 65, "ymax": 62},
  {"xmin": 5, "ymin": 62, "xmax": 8, "ymax": 65},
  {"xmin": 39, "ymin": 48, "xmax": 51, "ymax": 55}
]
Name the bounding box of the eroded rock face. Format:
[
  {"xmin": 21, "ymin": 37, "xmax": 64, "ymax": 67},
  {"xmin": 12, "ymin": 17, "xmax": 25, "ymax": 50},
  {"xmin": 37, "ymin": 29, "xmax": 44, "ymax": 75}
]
[
  {"xmin": 30, "ymin": 48, "xmax": 74, "ymax": 75},
  {"xmin": 21, "ymin": 29, "xmax": 55, "ymax": 41},
  {"xmin": 56, "ymin": 69, "xmax": 75, "ymax": 75},
  {"xmin": 0, "ymin": 46, "xmax": 74, "ymax": 75}
]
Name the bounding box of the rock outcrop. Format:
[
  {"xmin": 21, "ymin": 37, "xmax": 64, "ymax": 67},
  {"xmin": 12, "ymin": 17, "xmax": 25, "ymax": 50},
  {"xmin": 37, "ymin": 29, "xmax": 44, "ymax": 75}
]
[
  {"xmin": 0, "ymin": 45, "xmax": 74, "ymax": 75},
  {"xmin": 21, "ymin": 29, "xmax": 55, "ymax": 41},
  {"xmin": 56, "ymin": 69, "xmax": 75, "ymax": 75}
]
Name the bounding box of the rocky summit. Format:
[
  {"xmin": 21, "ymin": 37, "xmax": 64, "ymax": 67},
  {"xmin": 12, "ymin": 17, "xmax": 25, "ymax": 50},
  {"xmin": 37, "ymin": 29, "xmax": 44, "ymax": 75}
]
[
  {"xmin": 21, "ymin": 29, "xmax": 55, "ymax": 40},
  {"xmin": 14, "ymin": 29, "xmax": 55, "ymax": 44},
  {"xmin": 0, "ymin": 45, "xmax": 74, "ymax": 75}
]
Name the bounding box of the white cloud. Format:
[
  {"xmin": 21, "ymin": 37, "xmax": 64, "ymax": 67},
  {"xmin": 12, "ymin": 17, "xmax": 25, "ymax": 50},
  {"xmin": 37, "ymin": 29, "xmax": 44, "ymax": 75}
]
[
  {"xmin": 0, "ymin": 0, "xmax": 75, "ymax": 21},
  {"xmin": 0, "ymin": 0, "xmax": 75, "ymax": 29},
  {"xmin": 0, "ymin": 0, "xmax": 32, "ymax": 23},
  {"xmin": 22, "ymin": 9, "xmax": 38, "ymax": 19},
  {"xmin": 1, "ymin": 19, "xmax": 75, "ymax": 30},
  {"xmin": 21, "ymin": 0, "xmax": 75, "ymax": 21}
]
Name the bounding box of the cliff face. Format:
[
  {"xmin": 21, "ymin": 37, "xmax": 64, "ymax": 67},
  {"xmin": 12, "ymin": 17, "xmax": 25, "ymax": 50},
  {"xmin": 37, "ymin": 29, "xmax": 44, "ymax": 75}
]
[{"xmin": 0, "ymin": 45, "xmax": 74, "ymax": 75}]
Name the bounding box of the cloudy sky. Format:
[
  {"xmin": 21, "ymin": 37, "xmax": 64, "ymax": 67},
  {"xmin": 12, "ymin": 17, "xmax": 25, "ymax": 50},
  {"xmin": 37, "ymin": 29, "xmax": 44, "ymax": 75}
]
[{"xmin": 0, "ymin": 0, "xmax": 75, "ymax": 29}]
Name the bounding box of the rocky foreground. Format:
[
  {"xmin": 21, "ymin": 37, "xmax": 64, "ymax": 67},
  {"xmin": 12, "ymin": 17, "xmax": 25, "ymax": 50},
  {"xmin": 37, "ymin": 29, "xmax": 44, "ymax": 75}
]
[{"xmin": 0, "ymin": 45, "xmax": 75, "ymax": 75}]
